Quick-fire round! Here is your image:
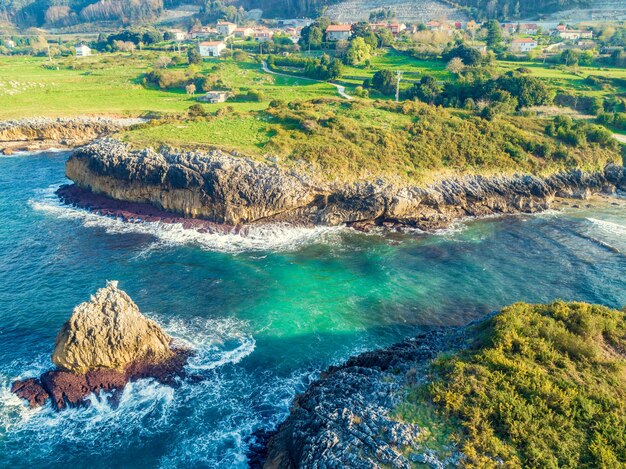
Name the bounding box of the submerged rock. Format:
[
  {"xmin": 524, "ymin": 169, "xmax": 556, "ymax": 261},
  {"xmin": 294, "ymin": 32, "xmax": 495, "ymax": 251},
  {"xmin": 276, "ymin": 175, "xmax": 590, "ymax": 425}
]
[{"xmin": 12, "ymin": 281, "xmax": 189, "ymax": 410}]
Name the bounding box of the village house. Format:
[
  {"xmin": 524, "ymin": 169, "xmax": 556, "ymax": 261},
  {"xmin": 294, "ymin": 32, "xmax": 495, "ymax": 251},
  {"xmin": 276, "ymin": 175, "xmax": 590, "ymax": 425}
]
[
  {"xmin": 521, "ymin": 23, "xmax": 539, "ymax": 35},
  {"xmin": 4, "ymin": 39, "xmax": 15, "ymax": 49},
  {"xmin": 254, "ymin": 28, "xmax": 274, "ymax": 42},
  {"xmin": 197, "ymin": 91, "xmax": 229, "ymax": 103},
  {"xmin": 168, "ymin": 29, "xmax": 187, "ymax": 41},
  {"xmin": 216, "ymin": 21, "xmax": 237, "ymax": 37},
  {"xmin": 426, "ymin": 20, "xmax": 441, "ymax": 31},
  {"xmin": 387, "ymin": 23, "xmax": 406, "ymax": 35},
  {"xmin": 284, "ymin": 27, "xmax": 301, "ymax": 42},
  {"xmin": 510, "ymin": 37, "xmax": 538, "ymax": 53},
  {"xmin": 325, "ymin": 24, "xmax": 352, "ymax": 41},
  {"xmin": 559, "ymin": 29, "xmax": 593, "ymax": 40},
  {"xmin": 234, "ymin": 27, "xmax": 254, "ymax": 39},
  {"xmin": 465, "ymin": 20, "xmax": 481, "ymax": 32},
  {"xmin": 501, "ymin": 23, "xmax": 517, "ymax": 34},
  {"xmin": 199, "ymin": 41, "xmax": 226, "ymax": 57},
  {"xmin": 75, "ymin": 44, "xmax": 91, "ymax": 57},
  {"xmin": 189, "ymin": 25, "xmax": 217, "ymax": 39}
]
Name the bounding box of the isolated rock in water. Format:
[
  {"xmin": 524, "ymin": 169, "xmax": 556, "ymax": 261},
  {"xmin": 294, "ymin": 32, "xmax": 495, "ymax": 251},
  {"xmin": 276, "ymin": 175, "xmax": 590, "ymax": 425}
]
[
  {"xmin": 12, "ymin": 281, "xmax": 189, "ymax": 410},
  {"xmin": 52, "ymin": 280, "xmax": 174, "ymax": 374}
]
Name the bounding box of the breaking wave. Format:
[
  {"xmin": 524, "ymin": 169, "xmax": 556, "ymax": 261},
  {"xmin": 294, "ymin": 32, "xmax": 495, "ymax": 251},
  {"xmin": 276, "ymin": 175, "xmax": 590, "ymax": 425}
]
[{"xmin": 29, "ymin": 186, "xmax": 344, "ymax": 254}]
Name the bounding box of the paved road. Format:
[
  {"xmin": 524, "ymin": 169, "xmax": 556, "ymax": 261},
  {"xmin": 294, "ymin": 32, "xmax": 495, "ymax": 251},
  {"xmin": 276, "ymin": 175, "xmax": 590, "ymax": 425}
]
[{"xmin": 261, "ymin": 61, "xmax": 353, "ymax": 100}]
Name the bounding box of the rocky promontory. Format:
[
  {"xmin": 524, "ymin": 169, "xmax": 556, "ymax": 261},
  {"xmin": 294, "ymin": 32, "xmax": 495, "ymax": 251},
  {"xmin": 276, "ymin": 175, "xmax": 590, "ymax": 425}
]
[
  {"xmin": 61, "ymin": 139, "xmax": 626, "ymax": 231},
  {"xmin": 0, "ymin": 117, "xmax": 143, "ymax": 154},
  {"xmin": 255, "ymin": 327, "xmax": 468, "ymax": 469},
  {"xmin": 12, "ymin": 281, "xmax": 189, "ymax": 410}
]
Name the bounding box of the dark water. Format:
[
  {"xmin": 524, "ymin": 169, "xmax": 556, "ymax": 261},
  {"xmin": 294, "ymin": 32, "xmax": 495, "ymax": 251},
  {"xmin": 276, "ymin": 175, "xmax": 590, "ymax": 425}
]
[{"xmin": 1, "ymin": 151, "xmax": 625, "ymax": 468}]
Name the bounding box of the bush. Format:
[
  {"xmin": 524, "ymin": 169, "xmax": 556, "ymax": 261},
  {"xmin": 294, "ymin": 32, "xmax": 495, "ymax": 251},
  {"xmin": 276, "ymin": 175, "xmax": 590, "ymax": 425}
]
[
  {"xmin": 187, "ymin": 104, "xmax": 207, "ymax": 117},
  {"xmin": 427, "ymin": 301, "xmax": 626, "ymax": 467}
]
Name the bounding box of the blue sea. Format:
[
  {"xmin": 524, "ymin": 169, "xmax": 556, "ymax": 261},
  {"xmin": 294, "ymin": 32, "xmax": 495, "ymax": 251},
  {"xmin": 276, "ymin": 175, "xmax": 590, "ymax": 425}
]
[{"xmin": 1, "ymin": 150, "xmax": 625, "ymax": 468}]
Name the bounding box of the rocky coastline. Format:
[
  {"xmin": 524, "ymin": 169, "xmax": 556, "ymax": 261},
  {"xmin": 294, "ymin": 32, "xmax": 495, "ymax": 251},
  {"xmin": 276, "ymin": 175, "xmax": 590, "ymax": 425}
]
[
  {"xmin": 0, "ymin": 117, "xmax": 144, "ymax": 154},
  {"xmin": 62, "ymin": 138, "xmax": 626, "ymax": 232},
  {"xmin": 12, "ymin": 281, "xmax": 190, "ymax": 410},
  {"xmin": 253, "ymin": 324, "xmax": 473, "ymax": 468}
]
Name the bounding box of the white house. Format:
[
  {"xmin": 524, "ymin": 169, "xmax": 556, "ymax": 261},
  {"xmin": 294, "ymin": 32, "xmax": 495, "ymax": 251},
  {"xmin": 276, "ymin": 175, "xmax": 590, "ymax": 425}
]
[
  {"xmin": 168, "ymin": 29, "xmax": 187, "ymax": 41},
  {"xmin": 510, "ymin": 38, "xmax": 538, "ymax": 53},
  {"xmin": 559, "ymin": 29, "xmax": 593, "ymax": 40},
  {"xmin": 254, "ymin": 28, "xmax": 274, "ymax": 42},
  {"xmin": 75, "ymin": 44, "xmax": 91, "ymax": 57},
  {"xmin": 199, "ymin": 41, "xmax": 226, "ymax": 57},
  {"xmin": 326, "ymin": 24, "xmax": 352, "ymax": 41},
  {"xmin": 216, "ymin": 21, "xmax": 237, "ymax": 37},
  {"xmin": 234, "ymin": 27, "xmax": 254, "ymax": 38},
  {"xmin": 198, "ymin": 91, "xmax": 229, "ymax": 103}
]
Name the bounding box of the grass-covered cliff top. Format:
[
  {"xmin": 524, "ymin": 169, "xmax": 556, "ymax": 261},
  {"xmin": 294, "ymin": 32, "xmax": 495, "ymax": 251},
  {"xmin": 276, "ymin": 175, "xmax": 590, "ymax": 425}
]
[
  {"xmin": 119, "ymin": 98, "xmax": 623, "ymax": 184},
  {"xmin": 397, "ymin": 301, "xmax": 626, "ymax": 467}
]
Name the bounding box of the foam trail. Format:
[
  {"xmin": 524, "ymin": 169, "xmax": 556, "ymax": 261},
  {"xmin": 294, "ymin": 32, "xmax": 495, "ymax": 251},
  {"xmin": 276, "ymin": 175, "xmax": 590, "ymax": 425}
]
[
  {"xmin": 587, "ymin": 217, "xmax": 626, "ymax": 237},
  {"xmin": 29, "ymin": 186, "xmax": 345, "ymax": 253}
]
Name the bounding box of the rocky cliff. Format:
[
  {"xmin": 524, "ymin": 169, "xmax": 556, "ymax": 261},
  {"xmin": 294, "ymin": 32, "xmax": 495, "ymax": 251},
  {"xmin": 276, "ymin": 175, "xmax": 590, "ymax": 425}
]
[
  {"xmin": 12, "ymin": 281, "xmax": 189, "ymax": 410},
  {"xmin": 63, "ymin": 139, "xmax": 626, "ymax": 231},
  {"xmin": 0, "ymin": 118, "xmax": 143, "ymax": 153}
]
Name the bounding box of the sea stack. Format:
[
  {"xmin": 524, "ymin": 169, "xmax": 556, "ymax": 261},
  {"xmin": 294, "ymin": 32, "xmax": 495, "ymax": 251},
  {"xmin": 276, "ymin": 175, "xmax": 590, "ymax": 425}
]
[{"xmin": 12, "ymin": 281, "xmax": 189, "ymax": 410}]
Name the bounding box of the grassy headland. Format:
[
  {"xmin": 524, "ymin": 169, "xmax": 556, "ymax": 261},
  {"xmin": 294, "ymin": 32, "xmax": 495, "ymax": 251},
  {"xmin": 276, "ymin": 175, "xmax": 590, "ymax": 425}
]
[{"xmin": 396, "ymin": 301, "xmax": 626, "ymax": 467}]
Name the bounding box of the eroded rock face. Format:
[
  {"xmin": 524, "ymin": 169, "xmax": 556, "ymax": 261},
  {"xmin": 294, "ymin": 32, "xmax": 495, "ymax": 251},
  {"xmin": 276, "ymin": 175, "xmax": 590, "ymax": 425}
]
[
  {"xmin": 52, "ymin": 280, "xmax": 174, "ymax": 374},
  {"xmin": 12, "ymin": 281, "xmax": 188, "ymax": 410},
  {"xmin": 63, "ymin": 139, "xmax": 626, "ymax": 231}
]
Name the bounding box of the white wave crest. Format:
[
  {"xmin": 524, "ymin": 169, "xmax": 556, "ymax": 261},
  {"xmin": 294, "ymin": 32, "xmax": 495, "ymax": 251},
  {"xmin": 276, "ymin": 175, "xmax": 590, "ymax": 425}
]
[
  {"xmin": 587, "ymin": 217, "xmax": 626, "ymax": 237},
  {"xmin": 29, "ymin": 186, "xmax": 344, "ymax": 254}
]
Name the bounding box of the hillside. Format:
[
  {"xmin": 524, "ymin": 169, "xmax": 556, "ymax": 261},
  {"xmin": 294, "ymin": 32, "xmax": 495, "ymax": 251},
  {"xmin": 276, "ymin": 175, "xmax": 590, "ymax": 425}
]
[{"xmin": 0, "ymin": 0, "xmax": 607, "ymax": 29}]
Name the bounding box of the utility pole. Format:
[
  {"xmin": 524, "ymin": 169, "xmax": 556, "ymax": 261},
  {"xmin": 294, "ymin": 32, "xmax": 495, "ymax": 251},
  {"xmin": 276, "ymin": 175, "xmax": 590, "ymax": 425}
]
[{"xmin": 395, "ymin": 70, "xmax": 403, "ymax": 103}]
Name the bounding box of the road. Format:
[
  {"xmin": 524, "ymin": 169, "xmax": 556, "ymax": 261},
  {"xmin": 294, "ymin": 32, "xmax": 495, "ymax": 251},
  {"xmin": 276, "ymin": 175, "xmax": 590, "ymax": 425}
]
[{"xmin": 261, "ymin": 61, "xmax": 353, "ymax": 100}]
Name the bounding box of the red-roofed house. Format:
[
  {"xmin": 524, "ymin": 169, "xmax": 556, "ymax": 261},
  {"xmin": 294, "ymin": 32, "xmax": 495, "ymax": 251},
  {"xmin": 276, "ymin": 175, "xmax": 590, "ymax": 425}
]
[
  {"xmin": 326, "ymin": 24, "xmax": 352, "ymax": 41},
  {"xmin": 199, "ymin": 41, "xmax": 226, "ymax": 57},
  {"xmin": 510, "ymin": 37, "xmax": 538, "ymax": 53}
]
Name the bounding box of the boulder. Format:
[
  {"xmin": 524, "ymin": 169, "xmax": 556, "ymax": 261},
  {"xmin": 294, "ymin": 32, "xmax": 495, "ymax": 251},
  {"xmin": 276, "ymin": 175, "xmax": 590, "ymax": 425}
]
[
  {"xmin": 52, "ymin": 280, "xmax": 174, "ymax": 374},
  {"xmin": 12, "ymin": 281, "xmax": 189, "ymax": 410}
]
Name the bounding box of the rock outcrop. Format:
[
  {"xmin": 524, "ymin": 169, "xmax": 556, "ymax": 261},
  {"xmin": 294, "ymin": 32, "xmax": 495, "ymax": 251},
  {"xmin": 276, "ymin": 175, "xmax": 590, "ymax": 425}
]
[
  {"xmin": 12, "ymin": 281, "xmax": 189, "ymax": 410},
  {"xmin": 256, "ymin": 327, "xmax": 469, "ymax": 468},
  {"xmin": 0, "ymin": 117, "xmax": 143, "ymax": 153},
  {"xmin": 52, "ymin": 280, "xmax": 174, "ymax": 374},
  {"xmin": 63, "ymin": 139, "xmax": 626, "ymax": 231}
]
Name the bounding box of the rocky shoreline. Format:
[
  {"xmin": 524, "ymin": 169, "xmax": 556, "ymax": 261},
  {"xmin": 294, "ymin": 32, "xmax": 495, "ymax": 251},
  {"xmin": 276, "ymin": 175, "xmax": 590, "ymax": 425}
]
[
  {"xmin": 253, "ymin": 324, "xmax": 474, "ymax": 468},
  {"xmin": 0, "ymin": 117, "xmax": 144, "ymax": 154},
  {"xmin": 12, "ymin": 281, "xmax": 190, "ymax": 410},
  {"xmin": 63, "ymin": 138, "xmax": 626, "ymax": 232}
]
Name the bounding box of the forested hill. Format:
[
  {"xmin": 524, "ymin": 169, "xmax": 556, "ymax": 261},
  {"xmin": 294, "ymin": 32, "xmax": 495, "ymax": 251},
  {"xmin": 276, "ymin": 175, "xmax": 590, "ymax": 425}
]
[
  {"xmin": 0, "ymin": 0, "xmax": 596, "ymax": 28},
  {"xmin": 448, "ymin": 0, "xmax": 590, "ymax": 20},
  {"xmin": 0, "ymin": 0, "xmax": 164, "ymax": 28}
]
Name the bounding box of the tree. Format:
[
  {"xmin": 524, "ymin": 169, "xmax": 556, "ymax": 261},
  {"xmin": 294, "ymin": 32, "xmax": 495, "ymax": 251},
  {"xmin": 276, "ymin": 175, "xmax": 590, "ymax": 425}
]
[
  {"xmin": 486, "ymin": 20, "xmax": 503, "ymax": 51},
  {"xmin": 376, "ymin": 28, "xmax": 394, "ymax": 47},
  {"xmin": 413, "ymin": 75, "xmax": 442, "ymax": 104},
  {"xmin": 345, "ymin": 37, "xmax": 371, "ymax": 65},
  {"xmin": 446, "ymin": 57, "xmax": 465, "ymax": 75},
  {"xmin": 352, "ymin": 22, "xmax": 377, "ymax": 49},
  {"xmin": 185, "ymin": 83, "xmax": 196, "ymax": 96},
  {"xmin": 371, "ymin": 69, "xmax": 397, "ymax": 95},
  {"xmin": 443, "ymin": 44, "xmax": 482, "ymax": 66},
  {"xmin": 496, "ymin": 73, "xmax": 553, "ymax": 109},
  {"xmin": 188, "ymin": 48, "xmax": 202, "ymax": 65},
  {"xmin": 155, "ymin": 55, "xmax": 171, "ymax": 69}
]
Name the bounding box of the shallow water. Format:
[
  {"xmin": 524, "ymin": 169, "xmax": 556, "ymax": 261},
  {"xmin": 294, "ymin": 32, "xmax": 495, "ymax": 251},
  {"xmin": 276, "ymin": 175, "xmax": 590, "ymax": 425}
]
[{"xmin": 1, "ymin": 151, "xmax": 625, "ymax": 468}]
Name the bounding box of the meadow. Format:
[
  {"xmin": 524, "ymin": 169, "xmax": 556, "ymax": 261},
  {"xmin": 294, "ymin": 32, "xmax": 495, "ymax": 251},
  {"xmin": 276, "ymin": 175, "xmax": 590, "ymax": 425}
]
[{"xmin": 0, "ymin": 52, "xmax": 339, "ymax": 119}]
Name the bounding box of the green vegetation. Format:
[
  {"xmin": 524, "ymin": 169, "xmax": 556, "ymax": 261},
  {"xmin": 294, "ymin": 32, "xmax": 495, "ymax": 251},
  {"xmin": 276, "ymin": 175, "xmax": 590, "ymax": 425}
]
[
  {"xmin": 120, "ymin": 98, "xmax": 621, "ymax": 183},
  {"xmin": 0, "ymin": 52, "xmax": 338, "ymax": 118},
  {"xmin": 397, "ymin": 301, "xmax": 626, "ymax": 468}
]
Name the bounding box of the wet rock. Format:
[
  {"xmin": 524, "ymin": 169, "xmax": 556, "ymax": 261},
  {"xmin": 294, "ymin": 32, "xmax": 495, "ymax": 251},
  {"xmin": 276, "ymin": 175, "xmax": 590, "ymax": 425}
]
[
  {"xmin": 12, "ymin": 281, "xmax": 189, "ymax": 410},
  {"xmin": 64, "ymin": 139, "xmax": 626, "ymax": 232},
  {"xmin": 259, "ymin": 329, "xmax": 467, "ymax": 468}
]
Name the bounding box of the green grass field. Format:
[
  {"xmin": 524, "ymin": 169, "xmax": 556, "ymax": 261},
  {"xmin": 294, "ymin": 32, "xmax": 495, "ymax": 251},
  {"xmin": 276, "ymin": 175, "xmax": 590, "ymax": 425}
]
[{"xmin": 0, "ymin": 52, "xmax": 339, "ymax": 119}]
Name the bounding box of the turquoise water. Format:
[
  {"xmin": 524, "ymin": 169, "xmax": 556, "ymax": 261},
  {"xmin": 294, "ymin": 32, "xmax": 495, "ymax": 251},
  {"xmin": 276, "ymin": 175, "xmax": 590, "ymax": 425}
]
[{"xmin": 1, "ymin": 151, "xmax": 626, "ymax": 468}]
